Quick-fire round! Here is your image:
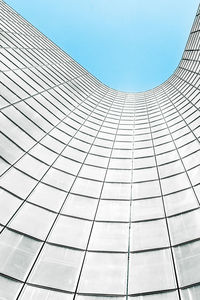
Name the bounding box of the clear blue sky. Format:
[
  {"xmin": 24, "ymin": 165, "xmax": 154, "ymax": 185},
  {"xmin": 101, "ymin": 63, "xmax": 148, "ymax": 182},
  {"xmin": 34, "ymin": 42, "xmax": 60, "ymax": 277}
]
[{"xmin": 5, "ymin": 0, "xmax": 199, "ymax": 92}]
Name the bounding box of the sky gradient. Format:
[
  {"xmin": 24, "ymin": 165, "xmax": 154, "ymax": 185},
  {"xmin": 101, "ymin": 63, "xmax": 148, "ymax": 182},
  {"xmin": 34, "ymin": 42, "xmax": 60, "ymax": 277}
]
[{"xmin": 5, "ymin": 0, "xmax": 200, "ymax": 92}]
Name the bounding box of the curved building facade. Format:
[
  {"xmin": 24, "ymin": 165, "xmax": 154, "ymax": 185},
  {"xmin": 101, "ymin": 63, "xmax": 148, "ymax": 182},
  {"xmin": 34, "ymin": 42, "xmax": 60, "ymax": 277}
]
[{"xmin": 0, "ymin": 1, "xmax": 200, "ymax": 299}]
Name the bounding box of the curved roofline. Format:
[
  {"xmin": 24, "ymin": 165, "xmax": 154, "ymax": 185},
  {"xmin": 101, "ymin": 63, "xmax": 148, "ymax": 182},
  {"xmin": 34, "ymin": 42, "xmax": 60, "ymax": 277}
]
[{"xmin": 3, "ymin": 0, "xmax": 198, "ymax": 94}]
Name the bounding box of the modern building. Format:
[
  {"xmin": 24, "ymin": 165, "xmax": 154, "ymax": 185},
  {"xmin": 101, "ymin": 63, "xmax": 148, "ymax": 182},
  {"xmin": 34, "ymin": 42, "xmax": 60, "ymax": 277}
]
[{"xmin": 0, "ymin": 1, "xmax": 200, "ymax": 299}]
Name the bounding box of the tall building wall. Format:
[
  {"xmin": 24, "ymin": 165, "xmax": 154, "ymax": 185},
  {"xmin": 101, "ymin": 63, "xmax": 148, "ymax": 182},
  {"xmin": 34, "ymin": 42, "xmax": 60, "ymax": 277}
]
[{"xmin": 0, "ymin": 1, "xmax": 200, "ymax": 299}]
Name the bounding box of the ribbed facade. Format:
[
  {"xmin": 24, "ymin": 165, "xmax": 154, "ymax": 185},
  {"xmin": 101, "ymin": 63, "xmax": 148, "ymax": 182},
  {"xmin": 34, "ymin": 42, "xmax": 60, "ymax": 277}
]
[{"xmin": 0, "ymin": 1, "xmax": 200, "ymax": 299}]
